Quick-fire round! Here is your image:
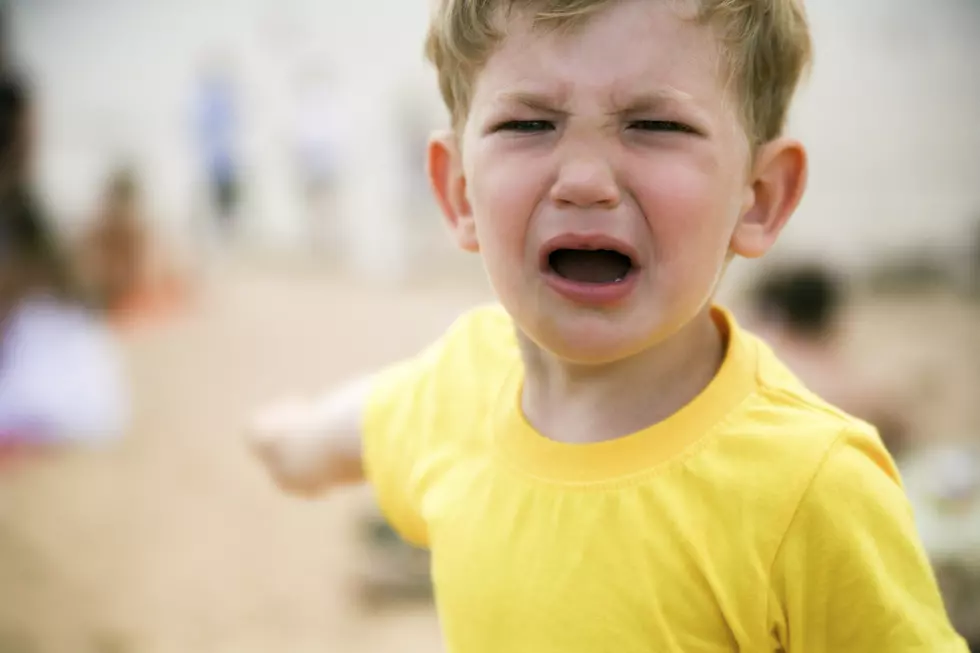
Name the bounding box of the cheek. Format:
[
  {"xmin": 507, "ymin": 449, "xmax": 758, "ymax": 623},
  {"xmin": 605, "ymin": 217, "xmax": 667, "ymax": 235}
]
[
  {"xmin": 633, "ymin": 159, "xmax": 738, "ymax": 278},
  {"xmin": 468, "ymin": 147, "xmax": 548, "ymax": 255}
]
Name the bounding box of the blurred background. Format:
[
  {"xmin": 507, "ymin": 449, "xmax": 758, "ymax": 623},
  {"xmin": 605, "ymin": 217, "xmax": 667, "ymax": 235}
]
[{"xmin": 0, "ymin": 0, "xmax": 978, "ymax": 651}]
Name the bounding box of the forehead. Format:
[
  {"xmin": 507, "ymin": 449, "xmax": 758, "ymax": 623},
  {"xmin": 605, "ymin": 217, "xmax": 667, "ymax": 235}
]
[{"xmin": 470, "ymin": 0, "xmax": 727, "ymax": 114}]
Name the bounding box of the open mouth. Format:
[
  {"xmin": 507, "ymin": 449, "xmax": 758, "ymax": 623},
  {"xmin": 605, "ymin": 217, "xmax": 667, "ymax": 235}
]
[{"xmin": 547, "ymin": 248, "xmax": 634, "ymax": 284}]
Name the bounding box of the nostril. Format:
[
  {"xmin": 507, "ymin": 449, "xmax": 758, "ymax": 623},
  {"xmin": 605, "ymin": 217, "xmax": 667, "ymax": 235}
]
[{"xmin": 550, "ymin": 162, "xmax": 621, "ymax": 208}]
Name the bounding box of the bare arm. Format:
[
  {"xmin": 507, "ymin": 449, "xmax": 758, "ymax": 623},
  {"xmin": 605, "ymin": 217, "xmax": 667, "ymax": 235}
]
[{"xmin": 247, "ymin": 375, "xmax": 373, "ymax": 497}]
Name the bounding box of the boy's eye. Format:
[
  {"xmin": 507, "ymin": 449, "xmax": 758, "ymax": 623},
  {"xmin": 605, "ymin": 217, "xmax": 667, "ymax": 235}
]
[
  {"xmin": 628, "ymin": 120, "xmax": 698, "ymax": 135},
  {"xmin": 493, "ymin": 120, "xmax": 555, "ymax": 134}
]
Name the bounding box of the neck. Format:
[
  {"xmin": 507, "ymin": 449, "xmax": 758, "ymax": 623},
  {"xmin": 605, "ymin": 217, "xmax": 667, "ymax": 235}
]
[{"xmin": 518, "ymin": 308, "xmax": 725, "ymax": 445}]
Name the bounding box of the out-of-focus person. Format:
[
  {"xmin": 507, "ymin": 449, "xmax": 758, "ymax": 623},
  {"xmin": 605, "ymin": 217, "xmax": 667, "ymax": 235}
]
[
  {"xmin": 74, "ymin": 166, "xmax": 189, "ymax": 326},
  {"xmin": 745, "ymin": 263, "xmax": 910, "ymax": 456},
  {"xmin": 194, "ymin": 61, "xmax": 241, "ymax": 241},
  {"xmin": 76, "ymin": 167, "xmax": 147, "ymax": 312},
  {"xmin": 0, "ymin": 188, "xmax": 128, "ymax": 460},
  {"xmin": 0, "ymin": 70, "xmax": 127, "ymax": 463}
]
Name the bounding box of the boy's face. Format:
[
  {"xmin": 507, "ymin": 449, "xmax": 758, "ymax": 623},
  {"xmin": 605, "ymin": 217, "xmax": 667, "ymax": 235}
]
[{"xmin": 430, "ymin": 0, "xmax": 807, "ymax": 364}]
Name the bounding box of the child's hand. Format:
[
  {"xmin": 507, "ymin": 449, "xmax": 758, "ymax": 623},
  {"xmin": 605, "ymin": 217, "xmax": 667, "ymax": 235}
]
[{"xmin": 247, "ymin": 396, "xmax": 363, "ymax": 497}]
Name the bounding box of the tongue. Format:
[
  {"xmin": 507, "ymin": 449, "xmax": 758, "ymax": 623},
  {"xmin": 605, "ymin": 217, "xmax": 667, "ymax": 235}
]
[{"xmin": 549, "ymin": 249, "xmax": 632, "ymax": 284}]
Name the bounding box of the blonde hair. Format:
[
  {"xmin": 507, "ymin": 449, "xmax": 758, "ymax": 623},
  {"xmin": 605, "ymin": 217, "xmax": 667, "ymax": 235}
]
[{"xmin": 425, "ymin": 0, "xmax": 812, "ymax": 146}]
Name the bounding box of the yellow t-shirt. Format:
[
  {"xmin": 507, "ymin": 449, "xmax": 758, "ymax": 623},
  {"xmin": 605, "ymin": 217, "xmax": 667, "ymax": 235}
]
[{"xmin": 363, "ymin": 304, "xmax": 967, "ymax": 652}]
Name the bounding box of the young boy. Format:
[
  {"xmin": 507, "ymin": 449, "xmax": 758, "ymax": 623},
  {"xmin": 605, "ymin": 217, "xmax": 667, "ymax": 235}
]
[{"xmin": 250, "ymin": 0, "xmax": 968, "ymax": 650}]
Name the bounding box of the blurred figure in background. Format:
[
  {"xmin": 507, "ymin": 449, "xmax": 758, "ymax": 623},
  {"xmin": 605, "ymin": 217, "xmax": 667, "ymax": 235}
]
[
  {"xmin": 746, "ymin": 263, "xmax": 910, "ymax": 456},
  {"xmin": 0, "ymin": 188, "xmax": 128, "ymax": 459},
  {"xmin": 75, "ymin": 165, "xmax": 190, "ymax": 328},
  {"xmin": 0, "ymin": 71, "xmax": 127, "ymax": 462},
  {"xmin": 77, "ymin": 166, "xmax": 146, "ymax": 313},
  {"xmin": 195, "ymin": 60, "xmax": 241, "ymax": 243}
]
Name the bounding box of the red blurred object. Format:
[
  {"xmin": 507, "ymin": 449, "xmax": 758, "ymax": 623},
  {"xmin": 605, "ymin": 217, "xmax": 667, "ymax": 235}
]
[
  {"xmin": 1, "ymin": 443, "xmax": 27, "ymax": 469},
  {"xmin": 108, "ymin": 276, "xmax": 191, "ymax": 331},
  {"xmin": 0, "ymin": 432, "xmax": 52, "ymax": 470}
]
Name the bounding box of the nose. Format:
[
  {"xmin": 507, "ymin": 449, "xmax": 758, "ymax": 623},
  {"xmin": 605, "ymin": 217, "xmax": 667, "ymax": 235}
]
[{"xmin": 549, "ymin": 151, "xmax": 621, "ymax": 209}]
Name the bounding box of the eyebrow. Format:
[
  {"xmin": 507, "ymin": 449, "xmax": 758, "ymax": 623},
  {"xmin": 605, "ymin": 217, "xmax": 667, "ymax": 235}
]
[
  {"xmin": 493, "ymin": 87, "xmax": 698, "ymax": 116},
  {"xmin": 494, "ymin": 91, "xmax": 567, "ymax": 114},
  {"xmin": 612, "ymin": 88, "xmax": 697, "ymax": 115}
]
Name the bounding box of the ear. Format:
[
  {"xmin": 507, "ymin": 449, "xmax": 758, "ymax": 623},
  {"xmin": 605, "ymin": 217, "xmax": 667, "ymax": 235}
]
[
  {"xmin": 730, "ymin": 138, "xmax": 808, "ymax": 259},
  {"xmin": 428, "ymin": 130, "xmax": 478, "ymax": 253}
]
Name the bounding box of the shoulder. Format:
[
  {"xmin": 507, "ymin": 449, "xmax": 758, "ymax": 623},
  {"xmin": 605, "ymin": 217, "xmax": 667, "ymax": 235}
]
[
  {"xmin": 374, "ymin": 303, "xmax": 517, "ymax": 391},
  {"xmin": 796, "ymin": 427, "xmax": 909, "ymax": 533},
  {"xmin": 437, "ymin": 303, "xmax": 517, "ymax": 359},
  {"xmin": 709, "ymin": 318, "xmax": 895, "ymax": 534},
  {"xmin": 716, "ymin": 315, "xmax": 883, "ymax": 465},
  {"xmin": 793, "ymin": 427, "xmax": 904, "ymax": 518},
  {"xmin": 733, "ymin": 320, "xmax": 880, "ymax": 446},
  {"xmin": 365, "ymin": 303, "xmax": 518, "ymax": 429}
]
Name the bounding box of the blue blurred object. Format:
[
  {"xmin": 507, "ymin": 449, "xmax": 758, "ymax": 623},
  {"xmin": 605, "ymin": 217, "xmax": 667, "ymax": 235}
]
[{"xmin": 0, "ymin": 294, "xmax": 128, "ymax": 445}]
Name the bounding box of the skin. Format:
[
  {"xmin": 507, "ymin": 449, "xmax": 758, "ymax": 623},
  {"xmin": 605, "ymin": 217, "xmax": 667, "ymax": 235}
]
[{"xmin": 250, "ymin": 0, "xmax": 808, "ymax": 491}]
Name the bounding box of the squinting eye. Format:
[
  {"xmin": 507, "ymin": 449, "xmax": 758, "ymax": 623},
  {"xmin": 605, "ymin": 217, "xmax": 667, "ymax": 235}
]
[
  {"xmin": 493, "ymin": 120, "xmax": 556, "ymax": 134},
  {"xmin": 628, "ymin": 120, "xmax": 698, "ymax": 135}
]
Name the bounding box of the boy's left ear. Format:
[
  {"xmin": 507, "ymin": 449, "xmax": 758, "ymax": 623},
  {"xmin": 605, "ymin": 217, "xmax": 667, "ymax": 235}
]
[{"xmin": 730, "ymin": 138, "xmax": 808, "ymax": 259}]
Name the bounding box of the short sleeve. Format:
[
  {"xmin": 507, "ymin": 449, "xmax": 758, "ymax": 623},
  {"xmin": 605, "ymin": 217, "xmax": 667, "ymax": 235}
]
[
  {"xmin": 361, "ymin": 304, "xmax": 516, "ymax": 549},
  {"xmin": 768, "ymin": 429, "xmax": 968, "ymax": 652},
  {"xmin": 362, "ymin": 351, "xmax": 438, "ymax": 548}
]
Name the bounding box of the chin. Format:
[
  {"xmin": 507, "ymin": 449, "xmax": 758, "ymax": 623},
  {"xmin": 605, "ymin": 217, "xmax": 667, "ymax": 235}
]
[{"xmin": 521, "ymin": 311, "xmax": 660, "ymax": 366}]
